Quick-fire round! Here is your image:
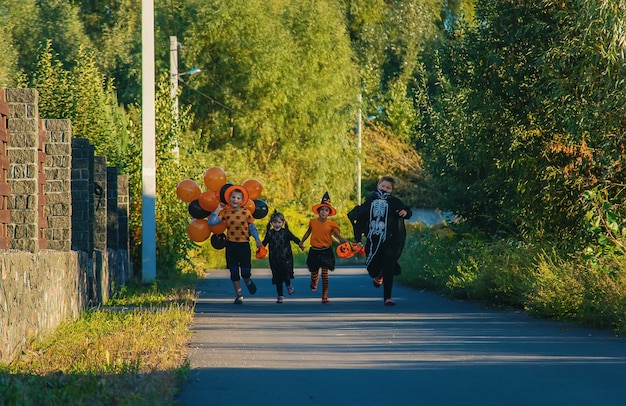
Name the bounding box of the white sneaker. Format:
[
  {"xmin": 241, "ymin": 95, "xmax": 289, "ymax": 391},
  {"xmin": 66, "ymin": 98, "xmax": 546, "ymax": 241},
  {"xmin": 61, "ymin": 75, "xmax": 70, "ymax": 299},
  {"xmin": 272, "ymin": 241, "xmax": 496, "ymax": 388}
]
[
  {"xmin": 276, "ymin": 296, "xmax": 284, "ymax": 303},
  {"xmin": 287, "ymin": 285, "xmax": 295, "ymax": 295}
]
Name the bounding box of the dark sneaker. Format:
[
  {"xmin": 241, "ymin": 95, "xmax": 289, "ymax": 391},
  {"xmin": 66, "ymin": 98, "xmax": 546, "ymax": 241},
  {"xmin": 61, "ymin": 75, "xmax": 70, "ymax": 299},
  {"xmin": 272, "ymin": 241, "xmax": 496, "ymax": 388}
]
[
  {"xmin": 373, "ymin": 276, "xmax": 383, "ymax": 288},
  {"xmin": 246, "ymin": 280, "xmax": 257, "ymax": 295},
  {"xmin": 234, "ymin": 296, "xmax": 244, "ymax": 304},
  {"xmin": 276, "ymin": 296, "xmax": 284, "ymax": 304},
  {"xmin": 384, "ymin": 298, "xmax": 396, "ymax": 306},
  {"xmin": 322, "ymin": 298, "xmax": 330, "ymax": 304},
  {"xmin": 287, "ymin": 285, "xmax": 295, "ymax": 295}
]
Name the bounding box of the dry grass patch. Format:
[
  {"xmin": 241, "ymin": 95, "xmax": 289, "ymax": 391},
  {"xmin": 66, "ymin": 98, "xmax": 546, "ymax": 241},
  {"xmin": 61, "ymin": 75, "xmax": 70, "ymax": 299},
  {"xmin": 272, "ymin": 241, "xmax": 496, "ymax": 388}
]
[{"xmin": 0, "ymin": 279, "xmax": 196, "ymax": 406}]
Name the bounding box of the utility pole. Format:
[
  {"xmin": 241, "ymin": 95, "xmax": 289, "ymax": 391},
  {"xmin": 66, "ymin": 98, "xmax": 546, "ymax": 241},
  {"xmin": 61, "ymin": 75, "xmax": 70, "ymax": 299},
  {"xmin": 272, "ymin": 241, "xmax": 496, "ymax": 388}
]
[
  {"xmin": 356, "ymin": 93, "xmax": 362, "ymax": 204},
  {"xmin": 141, "ymin": 0, "xmax": 157, "ymax": 283},
  {"xmin": 170, "ymin": 36, "xmax": 180, "ymax": 162}
]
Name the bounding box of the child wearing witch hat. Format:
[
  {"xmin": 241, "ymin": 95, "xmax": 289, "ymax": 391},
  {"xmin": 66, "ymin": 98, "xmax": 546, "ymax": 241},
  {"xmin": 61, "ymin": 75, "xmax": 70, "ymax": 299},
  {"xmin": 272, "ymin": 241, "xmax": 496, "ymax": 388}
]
[{"xmin": 301, "ymin": 192, "xmax": 350, "ymax": 304}]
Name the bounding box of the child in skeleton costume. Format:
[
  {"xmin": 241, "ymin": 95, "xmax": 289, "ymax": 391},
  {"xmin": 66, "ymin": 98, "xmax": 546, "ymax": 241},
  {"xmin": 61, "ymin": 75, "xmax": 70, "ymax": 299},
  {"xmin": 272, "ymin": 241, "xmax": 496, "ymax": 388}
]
[
  {"xmin": 350, "ymin": 176, "xmax": 412, "ymax": 306},
  {"xmin": 301, "ymin": 192, "xmax": 350, "ymax": 304}
]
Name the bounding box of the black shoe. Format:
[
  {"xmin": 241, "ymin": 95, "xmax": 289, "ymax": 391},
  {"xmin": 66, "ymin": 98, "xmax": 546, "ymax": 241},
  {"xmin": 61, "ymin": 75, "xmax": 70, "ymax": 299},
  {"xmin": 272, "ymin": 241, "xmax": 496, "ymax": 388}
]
[
  {"xmin": 246, "ymin": 280, "xmax": 257, "ymax": 295},
  {"xmin": 234, "ymin": 296, "xmax": 244, "ymax": 304},
  {"xmin": 373, "ymin": 276, "xmax": 383, "ymax": 288}
]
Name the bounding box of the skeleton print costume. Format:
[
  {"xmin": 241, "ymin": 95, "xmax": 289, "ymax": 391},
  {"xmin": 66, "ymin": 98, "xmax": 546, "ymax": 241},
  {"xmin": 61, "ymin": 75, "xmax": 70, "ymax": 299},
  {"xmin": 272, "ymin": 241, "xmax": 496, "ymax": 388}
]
[{"xmin": 349, "ymin": 189, "xmax": 412, "ymax": 280}]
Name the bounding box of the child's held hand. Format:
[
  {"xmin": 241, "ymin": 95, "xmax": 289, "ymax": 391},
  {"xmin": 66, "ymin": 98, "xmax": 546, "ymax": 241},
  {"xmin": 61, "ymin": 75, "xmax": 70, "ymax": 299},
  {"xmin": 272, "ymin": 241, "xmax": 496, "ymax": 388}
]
[{"xmin": 214, "ymin": 203, "xmax": 225, "ymax": 215}]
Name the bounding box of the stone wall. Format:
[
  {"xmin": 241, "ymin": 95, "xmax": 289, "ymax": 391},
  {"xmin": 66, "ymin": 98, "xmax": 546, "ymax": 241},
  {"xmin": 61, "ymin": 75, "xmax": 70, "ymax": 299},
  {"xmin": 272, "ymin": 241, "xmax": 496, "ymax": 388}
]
[{"xmin": 0, "ymin": 88, "xmax": 131, "ymax": 364}]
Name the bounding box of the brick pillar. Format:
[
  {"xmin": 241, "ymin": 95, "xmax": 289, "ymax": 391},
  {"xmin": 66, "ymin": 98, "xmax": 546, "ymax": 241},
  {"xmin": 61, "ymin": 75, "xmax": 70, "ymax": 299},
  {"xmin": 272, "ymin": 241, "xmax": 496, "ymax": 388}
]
[
  {"xmin": 117, "ymin": 175, "xmax": 129, "ymax": 254},
  {"xmin": 0, "ymin": 89, "xmax": 11, "ymax": 249},
  {"xmin": 94, "ymin": 156, "xmax": 107, "ymax": 252},
  {"xmin": 106, "ymin": 167, "xmax": 119, "ymax": 250},
  {"xmin": 6, "ymin": 88, "xmax": 39, "ymax": 253},
  {"xmin": 71, "ymin": 138, "xmax": 94, "ymax": 253},
  {"xmin": 44, "ymin": 119, "xmax": 72, "ymax": 251},
  {"xmin": 118, "ymin": 174, "xmax": 132, "ymax": 281},
  {"xmin": 37, "ymin": 119, "xmax": 48, "ymax": 249}
]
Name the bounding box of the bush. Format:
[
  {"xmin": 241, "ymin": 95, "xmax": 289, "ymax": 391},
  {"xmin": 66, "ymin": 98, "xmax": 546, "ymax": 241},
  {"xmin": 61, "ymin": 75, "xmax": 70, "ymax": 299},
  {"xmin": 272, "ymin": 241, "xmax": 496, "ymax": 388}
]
[
  {"xmin": 527, "ymin": 252, "xmax": 626, "ymax": 333},
  {"xmin": 400, "ymin": 224, "xmax": 536, "ymax": 306},
  {"xmin": 399, "ymin": 222, "xmax": 626, "ymax": 334}
]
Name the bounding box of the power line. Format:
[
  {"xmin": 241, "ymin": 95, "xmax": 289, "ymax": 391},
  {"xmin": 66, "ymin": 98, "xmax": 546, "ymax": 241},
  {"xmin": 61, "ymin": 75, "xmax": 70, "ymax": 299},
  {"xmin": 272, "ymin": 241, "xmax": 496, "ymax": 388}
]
[{"xmin": 178, "ymin": 77, "xmax": 238, "ymax": 113}]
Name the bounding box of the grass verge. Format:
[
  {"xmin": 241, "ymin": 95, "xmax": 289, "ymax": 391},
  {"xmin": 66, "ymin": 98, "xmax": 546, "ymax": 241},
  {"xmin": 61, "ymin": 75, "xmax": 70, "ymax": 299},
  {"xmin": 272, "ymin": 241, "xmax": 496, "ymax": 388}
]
[
  {"xmin": 399, "ymin": 222, "xmax": 626, "ymax": 334},
  {"xmin": 0, "ymin": 275, "xmax": 197, "ymax": 406}
]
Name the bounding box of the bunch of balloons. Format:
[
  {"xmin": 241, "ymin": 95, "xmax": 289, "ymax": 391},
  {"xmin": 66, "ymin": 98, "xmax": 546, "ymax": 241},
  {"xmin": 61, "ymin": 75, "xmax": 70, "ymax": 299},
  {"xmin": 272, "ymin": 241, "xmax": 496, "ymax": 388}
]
[{"xmin": 176, "ymin": 166, "xmax": 269, "ymax": 249}]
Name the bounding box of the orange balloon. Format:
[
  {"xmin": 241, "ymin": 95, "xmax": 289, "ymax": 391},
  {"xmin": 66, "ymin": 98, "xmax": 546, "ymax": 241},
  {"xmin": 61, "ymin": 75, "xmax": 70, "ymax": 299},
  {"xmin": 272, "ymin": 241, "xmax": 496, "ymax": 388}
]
[
  {"xmin": 242, "ymin": 179, "xmax": 263, "ymax": 200},
  {"xmin": 209, "ymin": 221, "xmax": 227, "ymax": 235},
  {"xmin": 244, "ymin": 198, "xmax": 256, "ymax": 213},
  {"xmin": 176, "ymin": 179, "xmax": 201, "ymax": 203},
  {"xmin": 187, "ymin": 219, "xmax": 211, "ymax": 242},
  {"xmin": 204, "ymin": 166, "xmax": 227, "ymax": 192},
  {"xmin": 198, "ymin": 191, "xmax": 220, "ymax": 212}
]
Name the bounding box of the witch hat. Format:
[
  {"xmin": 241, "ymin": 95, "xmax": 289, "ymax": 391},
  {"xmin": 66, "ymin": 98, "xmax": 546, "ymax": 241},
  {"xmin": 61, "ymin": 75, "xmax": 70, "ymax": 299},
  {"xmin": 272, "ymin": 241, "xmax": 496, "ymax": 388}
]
[{"xmin": 312, "ymin": 191, "xmax": 337, "ymax": 216}]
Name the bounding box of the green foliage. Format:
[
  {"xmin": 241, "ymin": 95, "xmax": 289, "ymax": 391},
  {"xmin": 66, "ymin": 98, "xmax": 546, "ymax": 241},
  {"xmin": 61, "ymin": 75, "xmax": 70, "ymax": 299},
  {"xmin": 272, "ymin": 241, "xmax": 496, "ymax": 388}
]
[
  {"xmin": 344, "ymin": 0, "xmax": 442, "ymax": 143},
  {"xmin": 73, "ymin": 0, "xmax": 143, "ymax": 105},
  {"xmin": 0, "ymin": 20, "xmax": 19, "ymax": 87},
  {"xmin": 401, "ymin": 223, "xmax": 626, "ymax": 334},
  {"xmin": 528, "ymin": 250, "xmax": 626, "ymax": 333},
  {"xmin": 35, "ymin": 42, "xmax": 130, "ymax": 165},
  {"xmin": 0, "ymin": 0, "xmax": 43, "ymax": 80},
  {"xmin": 181, "ymin": 0, "xmax": 359, "ymax": 207},
  {"xmin": 580, "ymin": 187, "xmax": 626, "ymax": 263},
  {"xmin": 400, "ymin": 223, "xmax": 537, "ymax": 306},
  {"xmin": 422, "ymin": 0, "xmax": 626, "ymax": 252}
]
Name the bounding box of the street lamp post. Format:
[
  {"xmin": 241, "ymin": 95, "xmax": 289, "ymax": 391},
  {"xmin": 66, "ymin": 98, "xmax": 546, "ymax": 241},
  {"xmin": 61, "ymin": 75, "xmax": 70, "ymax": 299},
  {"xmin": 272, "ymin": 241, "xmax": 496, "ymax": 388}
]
[
  {"xmin": 142, "ymin": 0, "xmax": 156, "ymax": 283},
  {"xmin": 356, "ymin": 93, "xmax": 362, "ymax": 204},
  {"xmin": 169, "ymin": 35, "xmax": 200, "ymax": 162}
]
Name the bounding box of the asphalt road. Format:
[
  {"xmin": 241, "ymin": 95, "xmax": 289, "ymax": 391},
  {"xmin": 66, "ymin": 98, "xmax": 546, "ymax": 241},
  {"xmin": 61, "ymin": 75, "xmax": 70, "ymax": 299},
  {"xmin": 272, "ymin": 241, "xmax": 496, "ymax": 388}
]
[{"xmin": 176, "ymin": 267, "xmax": 626, "ymax": 406}]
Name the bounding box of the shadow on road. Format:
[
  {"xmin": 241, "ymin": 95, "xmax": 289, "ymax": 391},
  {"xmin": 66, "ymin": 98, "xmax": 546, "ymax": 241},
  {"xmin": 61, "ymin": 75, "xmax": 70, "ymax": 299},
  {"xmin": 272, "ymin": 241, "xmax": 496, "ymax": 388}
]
[{"xmin": 177, "ymin": 267, "xmax": 626, "ymax": 406}]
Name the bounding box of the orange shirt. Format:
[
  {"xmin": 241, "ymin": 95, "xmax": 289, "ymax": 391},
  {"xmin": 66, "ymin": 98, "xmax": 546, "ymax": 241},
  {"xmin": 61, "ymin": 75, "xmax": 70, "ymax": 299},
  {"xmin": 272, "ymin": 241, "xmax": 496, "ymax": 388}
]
[
  {"xmin": 308, "ymin": 218, "xmax": 340, "ymax": 248},
  {"xmin": 218, "ymin": 207, "xmax": 254, "ymax": 242}
]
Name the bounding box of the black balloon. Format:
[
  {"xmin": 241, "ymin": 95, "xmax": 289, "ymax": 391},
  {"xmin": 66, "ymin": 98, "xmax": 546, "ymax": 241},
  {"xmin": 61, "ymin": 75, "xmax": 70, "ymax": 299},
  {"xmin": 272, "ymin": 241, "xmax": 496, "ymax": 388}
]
[
  {"xmin": 252, "ymin": 199, "xmax": 269, "ymax": 219},
  {"xmin": 219, "ymin": 183, "xmax": 233, "ymax": 204},
  {"xmin": 210, "ymin": 233, "xmax": 227, "ymax": 250},
  {"xmin": 188, "ymin": 199, "xmax": 210, "ymax": 219}
]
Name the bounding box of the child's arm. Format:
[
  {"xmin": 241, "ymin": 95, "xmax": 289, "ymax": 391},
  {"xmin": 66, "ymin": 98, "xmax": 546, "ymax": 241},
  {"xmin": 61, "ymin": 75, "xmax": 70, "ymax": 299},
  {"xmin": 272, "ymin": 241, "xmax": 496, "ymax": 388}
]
[
  {"xmin": 207, "ymin": 211, "xmax": 222, "ymax": 226},
  {"xmin": 288, "ymin": 229, "xmax": 305, "ymax": 250},
  {"xmin": 332, "ymin": 229, "xmax": 349, "ymax": 245},
  {"xmin": 301, "ymin": 226, "xmax": 312, "ymax": 245},
  {"xmin": 248, "ymin": 223, "xmax": 262, "ymax": 248},
  {"xmin": 208, "ymin": 203, "xmax": 226, "ymax": 225}
]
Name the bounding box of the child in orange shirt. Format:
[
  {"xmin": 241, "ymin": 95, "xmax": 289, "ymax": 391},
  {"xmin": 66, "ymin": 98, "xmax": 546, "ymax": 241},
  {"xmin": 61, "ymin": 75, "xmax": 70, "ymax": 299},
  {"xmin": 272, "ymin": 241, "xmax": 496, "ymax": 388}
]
[
  {"xmin": 301, "ymin": 192, "xmax": 349, "ymax": 304},
  {"xmin": 209, "ymin": 185, "xmax": 263, "ymax": 304}
]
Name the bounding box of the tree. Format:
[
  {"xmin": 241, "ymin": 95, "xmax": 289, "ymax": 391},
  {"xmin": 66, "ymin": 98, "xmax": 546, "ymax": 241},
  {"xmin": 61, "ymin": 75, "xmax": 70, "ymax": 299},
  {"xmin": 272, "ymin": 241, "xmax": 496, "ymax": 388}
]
[
  {"xmin": 73, "ymin": 0, "xmax": 143, "ymax": 105},
  {"xmin": 343, "ymin": 0, "xmax": 443, "ymax": 144},
  {"xmin": 0, "ymin": 9, "xmax": 20, "ymax": 87},
  {"xmin": 180, "ymin": 0, "xmax": 360, "ymax": 207},
  {"xmin": 423, "ymin": 0, "xmax": 626, "ymax": 248},
  {"xmin": 34, "ymin": 43, "xmax": 130, "ymax": 165}
]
